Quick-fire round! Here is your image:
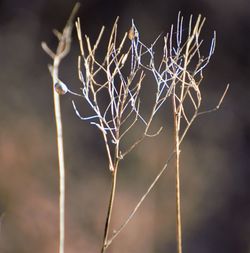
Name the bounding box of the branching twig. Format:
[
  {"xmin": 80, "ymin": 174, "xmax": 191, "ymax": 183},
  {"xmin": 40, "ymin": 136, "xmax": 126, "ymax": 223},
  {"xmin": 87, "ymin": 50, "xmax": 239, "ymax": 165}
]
[
  {"xmin": 196, "ymin": 83, "xmax": 230, "ymax": 116},
  {"xmin": 72, "ymin": 18, "xmax": 172, "ymax": 253},
  {"xmin": 163, "ymin": 14, "xmax": 228, "ymax": 253}
]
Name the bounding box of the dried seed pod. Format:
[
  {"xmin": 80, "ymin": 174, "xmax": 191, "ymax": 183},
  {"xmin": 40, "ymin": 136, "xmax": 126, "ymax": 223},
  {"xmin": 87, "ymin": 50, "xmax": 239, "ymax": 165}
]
[
  {"xmin": 128, "ymin": 27, "xmax": 138, "ymax": 40},
  {"xmin": 54, "ymin": 81, "xmax": 68, "ymax": 95}
]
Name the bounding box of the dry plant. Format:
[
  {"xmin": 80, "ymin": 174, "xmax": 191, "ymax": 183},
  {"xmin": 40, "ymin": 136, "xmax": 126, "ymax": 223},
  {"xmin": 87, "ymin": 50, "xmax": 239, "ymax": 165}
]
[
  {"xmin": 41, "ymin": 3, "xmax": 80, "ymax": 253},
  {"xmin": 162, "ymin": 14, "xmax": 229, "ymax": 253},
  {"xmin": 73, "ymin": 16, "xmax": 177, "ymax": 253},
  {"xmin": 42, "ymin": 3, "xmax": 229, "ymax": 253}
]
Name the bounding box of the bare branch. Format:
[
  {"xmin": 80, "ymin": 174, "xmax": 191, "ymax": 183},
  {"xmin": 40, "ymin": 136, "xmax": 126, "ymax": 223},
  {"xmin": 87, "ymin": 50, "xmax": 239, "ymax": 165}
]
[
  {"xmin": 41, "ymin": 42, "xmax": 55, "ymax": 59},
  {"xmin": 197, "ymin": 83, "xmax": 230, "ymax": 116}
]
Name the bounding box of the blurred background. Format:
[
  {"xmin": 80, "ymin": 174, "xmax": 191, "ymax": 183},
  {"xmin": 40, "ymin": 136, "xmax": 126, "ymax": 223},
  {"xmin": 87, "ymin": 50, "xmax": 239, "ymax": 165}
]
[{"xmin": 0, "ymin": 0, "xmax": 250, "ymax": 252}]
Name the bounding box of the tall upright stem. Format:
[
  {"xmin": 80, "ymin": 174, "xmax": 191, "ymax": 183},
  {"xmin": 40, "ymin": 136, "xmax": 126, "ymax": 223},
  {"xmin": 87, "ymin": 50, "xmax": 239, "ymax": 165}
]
[
  {"xmin": 52, "ymin": 58, "xmax": 65, "ymax": 253},
  {"xmin": 42, "ymin": 4, "xmax": 80, "ymax": 253},
  {"xmin": 172, "ymin": 94, "xmax": 183, "ymax": 253}
]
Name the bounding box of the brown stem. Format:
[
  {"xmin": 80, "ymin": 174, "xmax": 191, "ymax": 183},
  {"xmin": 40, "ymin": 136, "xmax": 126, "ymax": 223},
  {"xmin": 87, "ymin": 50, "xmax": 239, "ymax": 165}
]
[
  {"xmin": 101, "ymin": 164, "xmax": 119, "ymax": 253},
  {"xmin": 42, "ymin": 4, "xmax": 80, "ymax": 253},
  {"xmin": 172, "ymin": 93, "xmax": 183, "ymax": 253},
  {"xmin": 105, "ymin": 152, "xmax": 175, "ymax": 248},
  {"xmin": 52, "ymin": 58, "xmax": 66, "ymax": 253}
]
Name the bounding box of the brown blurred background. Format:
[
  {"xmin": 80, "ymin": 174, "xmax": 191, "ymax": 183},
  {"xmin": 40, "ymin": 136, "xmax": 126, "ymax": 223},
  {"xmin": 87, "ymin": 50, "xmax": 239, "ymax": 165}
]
[{"xmin": 0, "ymin": 0, "xmax": 250, "ymax": 253}]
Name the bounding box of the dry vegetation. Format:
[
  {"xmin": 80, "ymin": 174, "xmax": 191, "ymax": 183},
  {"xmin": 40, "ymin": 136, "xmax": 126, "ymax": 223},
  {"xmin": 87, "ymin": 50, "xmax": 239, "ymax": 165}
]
[{"xmin": 42, "ymin": 3, "xmax": 228, "ymax": 253}]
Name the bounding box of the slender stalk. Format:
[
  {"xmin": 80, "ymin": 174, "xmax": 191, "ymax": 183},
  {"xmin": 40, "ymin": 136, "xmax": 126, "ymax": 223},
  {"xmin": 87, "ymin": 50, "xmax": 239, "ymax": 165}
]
[
  {"xmin": 105, "ymin": 152, "xmax": 175, "ymax": 248},
  {"xmin": 172, "ymin": 93, "xmax": 183, "ymax": 253},
  {"xmin": 101, "ymin": 164, "xmax": 119, "ymax": 253},
  {"xmin": 52, "ymin": 58, "xmax": 66, "ymax": 253},
  {"xmin": 41, "ymin": 4, "xmax": 80, "ymax": 253}
]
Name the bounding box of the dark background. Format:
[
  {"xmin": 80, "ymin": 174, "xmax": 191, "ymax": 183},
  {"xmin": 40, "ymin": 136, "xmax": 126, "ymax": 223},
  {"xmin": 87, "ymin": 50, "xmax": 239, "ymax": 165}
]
[{"xmin": 0, "ymin": 0, "xmax": 250, "ymax": 253}]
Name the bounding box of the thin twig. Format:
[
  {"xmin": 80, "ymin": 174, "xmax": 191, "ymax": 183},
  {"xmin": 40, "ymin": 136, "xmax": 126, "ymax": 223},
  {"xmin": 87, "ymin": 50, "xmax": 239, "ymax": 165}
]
[
  {"xmin": 172, "ymin": 91, "xmax": 183, "ymax": 253},
  {"xmin": 197, "ymin": 84, "xmax": 230, "ymax": 116},
  {"xmin": 179, "ymin": 84, "xmax": 230, "ymax": 144},
  {"xmin": 105, "ymin": 152, "xmax": 175, "ymax": 249}
]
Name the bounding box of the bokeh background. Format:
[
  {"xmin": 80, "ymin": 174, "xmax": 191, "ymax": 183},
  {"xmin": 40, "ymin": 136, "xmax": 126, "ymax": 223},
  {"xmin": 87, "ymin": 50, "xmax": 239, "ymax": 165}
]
[{"xmin": 0, "ymin": 0, "xmax": 250, "ymax": 253}]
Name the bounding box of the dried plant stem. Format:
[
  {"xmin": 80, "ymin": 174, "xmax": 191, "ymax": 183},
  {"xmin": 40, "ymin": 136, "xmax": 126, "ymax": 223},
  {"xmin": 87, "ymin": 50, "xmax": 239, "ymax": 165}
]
[
  {"xmin": 172, "ymin": 92, "xmax": 183, "ymax": 253},
  {"xmin": 101, "ymin": 166, "xmax": 118, "ymax": 253},
  {"xmin": 105, "ymin": 152, "xmax": 175, "ymax": 249},
  {"xmin": 52, "ymin": 59, "xmax": 66, "ymax": 253},
  {"xmin": 41, "ymin": 3, "xmax": 80, "ymax": 253}
]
